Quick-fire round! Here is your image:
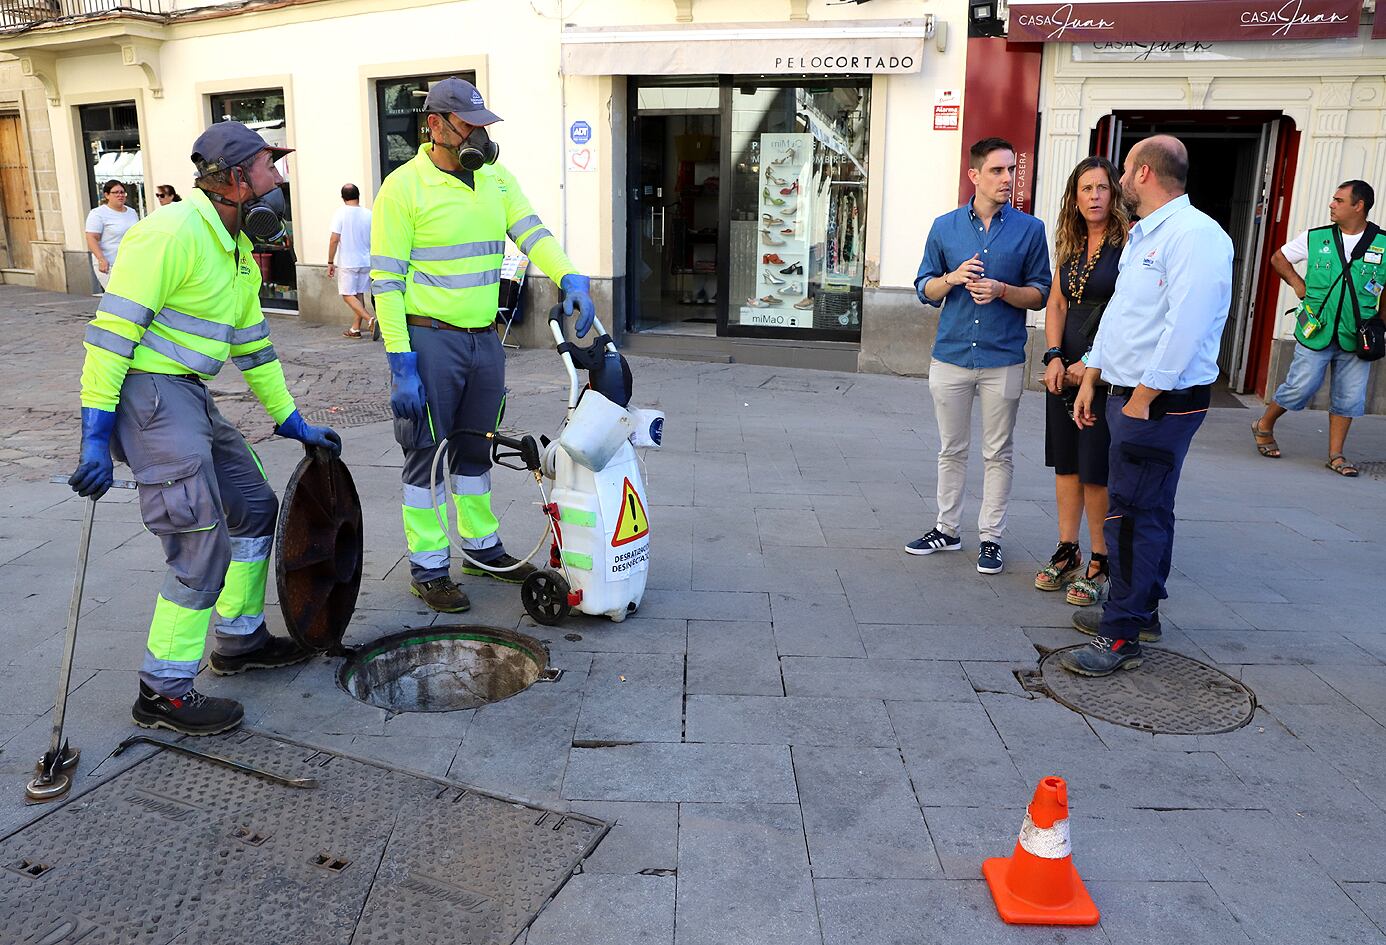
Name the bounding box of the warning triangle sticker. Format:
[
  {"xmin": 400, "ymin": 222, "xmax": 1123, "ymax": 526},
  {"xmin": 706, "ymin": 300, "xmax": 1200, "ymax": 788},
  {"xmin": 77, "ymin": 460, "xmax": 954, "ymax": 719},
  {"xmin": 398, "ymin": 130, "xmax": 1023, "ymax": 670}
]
[{"xmin": 611, "ymin": 477, "xmax": 650, "ymax": 547}]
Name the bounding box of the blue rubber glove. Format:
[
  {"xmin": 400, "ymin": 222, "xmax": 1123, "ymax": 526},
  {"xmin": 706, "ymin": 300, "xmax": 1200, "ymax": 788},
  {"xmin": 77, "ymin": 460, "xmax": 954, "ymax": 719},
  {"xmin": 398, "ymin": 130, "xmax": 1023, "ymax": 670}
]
[
  {"xmin": 560, "ymin": 273, "xmax": 595, "ymax": 339},
  {"xmin": 387, "ymin": 351, "xmax": 427, "ymax": 427},
  {"xmin": 275, "ymin": 409, "xmax": 343, "ymax": 457},
  {"xmin": 68, "ymin": 407, "xmax": 116, "ymax": 499}
]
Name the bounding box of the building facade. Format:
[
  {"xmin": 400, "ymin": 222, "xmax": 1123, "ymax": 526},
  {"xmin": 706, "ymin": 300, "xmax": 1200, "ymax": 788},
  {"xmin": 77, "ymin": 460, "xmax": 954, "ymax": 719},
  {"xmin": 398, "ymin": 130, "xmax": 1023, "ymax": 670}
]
[{"xmin": 1, "ymin": 0, "xmax": 1383, "ymax": 409}]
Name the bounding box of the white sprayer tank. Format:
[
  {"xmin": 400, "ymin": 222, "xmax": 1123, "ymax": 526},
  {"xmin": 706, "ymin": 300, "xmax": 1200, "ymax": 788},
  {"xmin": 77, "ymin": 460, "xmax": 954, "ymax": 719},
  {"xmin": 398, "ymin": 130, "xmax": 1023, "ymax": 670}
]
[{"xmin": 549, "ymin": 439, "xmax": 649, "ymax": 621}]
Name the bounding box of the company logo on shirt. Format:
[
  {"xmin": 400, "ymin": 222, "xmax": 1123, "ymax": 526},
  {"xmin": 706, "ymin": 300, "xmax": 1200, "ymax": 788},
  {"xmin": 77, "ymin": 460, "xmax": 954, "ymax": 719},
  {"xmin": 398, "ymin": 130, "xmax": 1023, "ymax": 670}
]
[{"xmin": 1141, "ymin": 249, "xmax": 1159, "ymax": 268}]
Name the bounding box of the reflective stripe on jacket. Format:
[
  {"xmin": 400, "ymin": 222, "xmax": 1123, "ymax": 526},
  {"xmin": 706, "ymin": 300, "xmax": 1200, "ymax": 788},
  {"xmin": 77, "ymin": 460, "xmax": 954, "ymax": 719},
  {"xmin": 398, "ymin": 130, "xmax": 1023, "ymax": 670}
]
[
  {"xmin": 78, "ymin": 187, "xmax": 295, "ymax": 422},
  {"xmin": 370, "ymin": 143, "xmax": 578, "ymax": 352}
]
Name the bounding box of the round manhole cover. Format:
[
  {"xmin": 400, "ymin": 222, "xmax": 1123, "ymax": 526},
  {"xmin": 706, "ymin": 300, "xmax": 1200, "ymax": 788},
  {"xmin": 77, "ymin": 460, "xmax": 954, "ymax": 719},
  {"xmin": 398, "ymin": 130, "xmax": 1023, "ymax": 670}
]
[
  {"xmin": 1039, "ymin": 646, "xmax": 1256, "ymax": 735},
  {"xmin": 339, "ymin": 625, "xmax": 549, "ymax": 713}
]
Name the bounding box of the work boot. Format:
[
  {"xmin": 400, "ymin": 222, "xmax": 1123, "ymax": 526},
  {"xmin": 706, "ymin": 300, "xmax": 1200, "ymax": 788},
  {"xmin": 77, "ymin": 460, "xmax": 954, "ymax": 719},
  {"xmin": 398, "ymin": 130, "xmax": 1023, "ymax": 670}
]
[
  {"xmin": 411, "ymin": 576, "xmax": 471, "ymax": 613},
  {"xmin": 209, "ymin": 634, "xmax": 311, "ymax": 677},
  {"xmin": 461, "ymin": 553, "xmax": 538, "ymax": 585},
  {"xmin": 132, "ymin": 683, "xmax": 244, "ymax": 736},
  {"xmin": 1071, "ymin": 608, "xmax": 1162, "ymax": 643},
  {"xmin": 1059, "ymin": 636, "xmax": 1143, "ymax": 677}
]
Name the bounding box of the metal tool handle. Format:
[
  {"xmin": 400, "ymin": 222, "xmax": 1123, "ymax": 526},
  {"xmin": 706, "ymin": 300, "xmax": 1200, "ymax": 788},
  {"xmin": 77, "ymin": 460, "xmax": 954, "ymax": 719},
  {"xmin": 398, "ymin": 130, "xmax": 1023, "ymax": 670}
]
[{"xmin": 48, "ymin": 475, "xmax": 138, "ymax": 490}]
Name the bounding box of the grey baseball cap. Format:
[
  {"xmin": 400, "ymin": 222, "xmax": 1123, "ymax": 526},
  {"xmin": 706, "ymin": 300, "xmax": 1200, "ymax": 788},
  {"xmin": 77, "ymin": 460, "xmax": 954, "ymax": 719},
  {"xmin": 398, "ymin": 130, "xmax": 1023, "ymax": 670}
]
[
  {"xmin": 423, "ymin": 77, "xmax": 501, "ymax": 126},
  {"xmin": 191, "ymin": 120, "xmax": 292, "ymax": 173}
]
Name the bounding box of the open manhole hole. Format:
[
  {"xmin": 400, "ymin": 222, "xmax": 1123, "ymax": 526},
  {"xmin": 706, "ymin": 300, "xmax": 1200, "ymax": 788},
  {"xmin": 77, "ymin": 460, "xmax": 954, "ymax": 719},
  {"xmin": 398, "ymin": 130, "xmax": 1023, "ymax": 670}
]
[
  {"xmin": 340, "ymin": 626, "xmax": 550, "ymax": 712},
  {"xmin": 1038, "ymin": 646, "xmax": 1256, "ymax": 735}
]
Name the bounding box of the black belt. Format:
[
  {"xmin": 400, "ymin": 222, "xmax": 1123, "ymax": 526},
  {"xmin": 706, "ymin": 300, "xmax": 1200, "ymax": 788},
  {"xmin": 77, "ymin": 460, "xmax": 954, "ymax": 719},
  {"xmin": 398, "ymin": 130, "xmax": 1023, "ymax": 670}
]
[
  {"xmin": 128, "ymin": 368, "xmax": 201, "ymax": 381},
  {"xmin": 1108, "ymin": 383, "xmax": 1211, "ymax": 411},
  {"xmin": 406, "ymin": 315, "xmax": 495, "ymax": 333}
]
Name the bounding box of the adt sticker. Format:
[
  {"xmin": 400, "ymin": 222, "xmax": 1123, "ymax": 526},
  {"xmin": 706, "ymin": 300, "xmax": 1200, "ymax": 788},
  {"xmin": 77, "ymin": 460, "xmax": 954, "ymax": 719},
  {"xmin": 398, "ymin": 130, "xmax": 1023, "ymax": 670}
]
[{"xmin": 569, "ymin": 120, "xmax": 592, "ymax": 145}]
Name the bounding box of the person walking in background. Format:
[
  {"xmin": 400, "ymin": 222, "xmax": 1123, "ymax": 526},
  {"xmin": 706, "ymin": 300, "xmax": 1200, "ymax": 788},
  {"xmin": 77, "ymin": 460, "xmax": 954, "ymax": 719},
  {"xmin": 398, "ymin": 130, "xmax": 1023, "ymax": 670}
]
[
  {"xmin": 1251, "ymin": 180, "xmax": 1384, "ymax": 477},
  {"xmin": 84, "ymin": 179, "xmax": 138, "ymax": 289},
  {"xmin": 327, "ymin": 183, "xmax": 375, "ymax": 339},
  {"xmin": 155, "ymin": 185, "xmax": 183, "ymax": 207},
  {"xmin": 909, "ymin": 137, "xmax": 1052, "ymax": 575},
  {"xmin": 1035, "ymin": 157, "xmax": 1128, "ymax": 606},
  {"xmin": 1062, "ymin": 135, "xmax": 1233, "ymax": 677}
]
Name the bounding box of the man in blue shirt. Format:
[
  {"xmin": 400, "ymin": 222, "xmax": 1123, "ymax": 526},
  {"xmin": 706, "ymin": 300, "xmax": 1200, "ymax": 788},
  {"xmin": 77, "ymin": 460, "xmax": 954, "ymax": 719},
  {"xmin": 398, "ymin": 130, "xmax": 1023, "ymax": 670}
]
[
  {"xmin": 909, "ymin": 137, "xmax": 1052, "ymax": 575},
  {"xmin": 1064, "ymin": 135, "xmax": 1233, "ymax": 676}
]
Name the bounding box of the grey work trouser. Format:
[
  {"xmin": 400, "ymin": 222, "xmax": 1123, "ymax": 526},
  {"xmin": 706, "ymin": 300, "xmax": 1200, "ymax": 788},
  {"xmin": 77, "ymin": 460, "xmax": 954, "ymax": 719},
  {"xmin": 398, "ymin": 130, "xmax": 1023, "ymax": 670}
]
[
  {"xmin": 395, "ymin": 325, "xmax": 507, "ymax": 582},
  {"xmin": 113, "ymin": 373, "xmax": 277, "ymax": 696}
]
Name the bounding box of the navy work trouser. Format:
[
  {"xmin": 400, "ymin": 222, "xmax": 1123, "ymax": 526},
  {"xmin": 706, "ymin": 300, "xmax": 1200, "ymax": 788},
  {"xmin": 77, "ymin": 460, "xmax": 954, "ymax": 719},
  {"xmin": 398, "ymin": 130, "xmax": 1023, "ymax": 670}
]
[{"xmin": 1098, "ymin": 388, "xmax": 1209, "ymax": 642}]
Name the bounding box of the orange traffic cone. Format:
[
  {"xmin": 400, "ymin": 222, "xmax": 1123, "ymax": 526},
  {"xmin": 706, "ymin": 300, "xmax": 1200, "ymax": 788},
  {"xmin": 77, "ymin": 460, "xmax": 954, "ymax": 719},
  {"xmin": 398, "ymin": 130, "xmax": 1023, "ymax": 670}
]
[{"xmin": 982, "ymin": 775, "xmax": 1099, "ymax": 925}]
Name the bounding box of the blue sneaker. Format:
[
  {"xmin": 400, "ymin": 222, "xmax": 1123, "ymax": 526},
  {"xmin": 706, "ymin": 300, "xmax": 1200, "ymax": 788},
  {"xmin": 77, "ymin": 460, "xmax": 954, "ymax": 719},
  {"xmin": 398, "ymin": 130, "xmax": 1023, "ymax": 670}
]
[
  {"xmin": 906, "ymin": 528, "xmax": 961, "ymax": 556},
  {"xmin": 977, "ymin": 541, "xmax": 1004, "ymax": 574}
]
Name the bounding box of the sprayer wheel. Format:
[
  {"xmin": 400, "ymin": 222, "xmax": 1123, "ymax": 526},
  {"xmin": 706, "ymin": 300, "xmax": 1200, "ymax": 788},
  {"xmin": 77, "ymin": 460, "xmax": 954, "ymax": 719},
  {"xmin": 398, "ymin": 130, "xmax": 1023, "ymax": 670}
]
[{"xmin": 522, "ymin": 570, "xmax": 571, "ymax": 626}]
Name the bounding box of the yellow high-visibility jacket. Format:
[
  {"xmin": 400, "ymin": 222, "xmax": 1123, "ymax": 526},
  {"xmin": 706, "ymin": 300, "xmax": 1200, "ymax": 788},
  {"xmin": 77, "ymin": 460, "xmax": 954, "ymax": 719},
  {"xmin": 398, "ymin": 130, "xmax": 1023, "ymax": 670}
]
[
  {"xmin": 79, "ymin": 187, "xmax": 295, "ymax": 422},
  {"xmin": 370, "ymin": 144, "xmax": 578, "ymax": 352}
]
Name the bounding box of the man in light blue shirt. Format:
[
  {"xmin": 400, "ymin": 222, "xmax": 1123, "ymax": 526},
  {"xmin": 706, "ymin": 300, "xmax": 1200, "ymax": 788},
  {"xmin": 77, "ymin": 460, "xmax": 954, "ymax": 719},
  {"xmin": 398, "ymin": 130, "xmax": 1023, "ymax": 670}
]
[{"xmin": 1064, "ymin": 135, "xmax": 1233, "ymax": 676}]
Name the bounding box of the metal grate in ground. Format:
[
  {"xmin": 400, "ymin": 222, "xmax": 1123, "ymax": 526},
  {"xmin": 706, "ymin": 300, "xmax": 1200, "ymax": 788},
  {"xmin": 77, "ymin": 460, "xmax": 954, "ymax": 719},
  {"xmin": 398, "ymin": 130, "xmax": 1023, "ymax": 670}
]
[
  {"xmin": 1038, "ymin": 646, "xmax": 1256, "ymax": 735},
  {"xmin": 301, "ymin": 403, "xmax": 396, "ymax": 427},
  {"xmin": 0, "ymin": 730, "xmax": 607, "ymax": 945}
]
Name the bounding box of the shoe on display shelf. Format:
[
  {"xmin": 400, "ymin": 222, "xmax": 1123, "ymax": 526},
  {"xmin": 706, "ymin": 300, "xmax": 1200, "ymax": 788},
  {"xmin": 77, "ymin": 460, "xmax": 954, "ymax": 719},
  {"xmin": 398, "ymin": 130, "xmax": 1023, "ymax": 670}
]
[
  {"xmin": 760, "ymin": 230, "xmax": 786, "ymax": 246},
  {"xmin": 793, "ymin": 297, "xmax": 815, "ymax": 310}
]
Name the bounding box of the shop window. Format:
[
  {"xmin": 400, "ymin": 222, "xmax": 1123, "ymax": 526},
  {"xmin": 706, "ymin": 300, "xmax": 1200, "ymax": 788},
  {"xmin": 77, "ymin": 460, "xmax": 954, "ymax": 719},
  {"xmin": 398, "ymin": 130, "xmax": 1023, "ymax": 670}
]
[
  {"xmin": 375, "ymin": 71, "xmax": 478, "ymax": 182},
  {"xmin": 209, "ymin": 89, "xmax": 296, "ymax": 311},
  {"xmin": 730, "ymin": 81, "xmax": 870, "ymax": 335},
  {"xmin": 79, "ymin": 102, "xmax": 145, "ymax": 216}
]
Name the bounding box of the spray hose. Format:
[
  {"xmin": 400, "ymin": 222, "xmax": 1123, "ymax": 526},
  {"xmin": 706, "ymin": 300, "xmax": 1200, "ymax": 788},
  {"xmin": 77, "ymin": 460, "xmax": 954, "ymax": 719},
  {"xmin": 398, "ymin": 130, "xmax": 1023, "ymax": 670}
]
[{"xmin": 427, "ymin": 436, "xmax": 555, "ymax": 574}]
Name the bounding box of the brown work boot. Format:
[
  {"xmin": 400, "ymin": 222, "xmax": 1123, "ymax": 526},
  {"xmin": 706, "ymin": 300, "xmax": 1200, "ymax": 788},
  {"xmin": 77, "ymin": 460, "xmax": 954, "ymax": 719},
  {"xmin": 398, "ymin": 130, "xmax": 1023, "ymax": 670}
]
[
  {"xmin": 209, "ymin": 634, "xmax": 311, "ymax": 676},
  {"xmin": 410, "ymin": 576, "xmax": 471, "ymax": 613}
]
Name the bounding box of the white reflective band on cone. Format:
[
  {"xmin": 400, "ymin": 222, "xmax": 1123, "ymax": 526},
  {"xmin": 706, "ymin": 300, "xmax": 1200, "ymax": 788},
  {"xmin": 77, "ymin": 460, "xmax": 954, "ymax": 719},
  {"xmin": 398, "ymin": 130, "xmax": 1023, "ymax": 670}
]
[{"xmin": 1017, "ymin": 813, "xmax": 1072, "ymax": 859}]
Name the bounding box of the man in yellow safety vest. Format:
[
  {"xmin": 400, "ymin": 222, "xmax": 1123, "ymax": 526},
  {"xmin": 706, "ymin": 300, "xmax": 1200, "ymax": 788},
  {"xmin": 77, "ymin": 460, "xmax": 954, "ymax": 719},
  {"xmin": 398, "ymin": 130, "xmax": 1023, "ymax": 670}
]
[{"xmin": 370, "ymin": 77, "xmax": 593, "ymax": 613}]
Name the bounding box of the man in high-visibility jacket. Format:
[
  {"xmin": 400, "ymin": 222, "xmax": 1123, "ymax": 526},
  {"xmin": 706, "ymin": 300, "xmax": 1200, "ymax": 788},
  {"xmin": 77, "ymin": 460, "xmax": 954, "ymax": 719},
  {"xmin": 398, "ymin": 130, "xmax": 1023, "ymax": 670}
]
[
  {"xmin": 371, "ymin": 77, "xmax": 594, "ymax": 614},
  {"xmin": 68, "ymin": 122, "xmax": 341, "ymax": 736}
]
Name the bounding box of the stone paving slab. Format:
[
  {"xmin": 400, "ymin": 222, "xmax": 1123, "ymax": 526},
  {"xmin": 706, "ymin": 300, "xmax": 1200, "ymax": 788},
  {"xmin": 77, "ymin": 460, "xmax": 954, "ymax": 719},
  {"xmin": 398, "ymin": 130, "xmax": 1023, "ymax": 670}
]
[{"xmin": 4, "ymin": 284, "xmax": 1386, "ymax": 942}]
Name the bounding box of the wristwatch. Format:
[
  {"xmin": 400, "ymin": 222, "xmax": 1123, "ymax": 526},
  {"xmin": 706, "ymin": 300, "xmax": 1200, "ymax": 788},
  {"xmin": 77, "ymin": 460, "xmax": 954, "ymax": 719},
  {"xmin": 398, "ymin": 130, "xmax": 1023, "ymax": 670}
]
[{"xmin": 1041, "ymin": 347, "xmax": 1064, "ymax": 366}]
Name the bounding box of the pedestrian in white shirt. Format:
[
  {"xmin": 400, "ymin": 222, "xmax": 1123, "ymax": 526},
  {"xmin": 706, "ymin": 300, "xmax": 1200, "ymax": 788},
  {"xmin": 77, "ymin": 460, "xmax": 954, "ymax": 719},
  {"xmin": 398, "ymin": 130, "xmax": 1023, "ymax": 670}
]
[
  {"xmin": 1063, "ymin": 135, "xmax": 1234, "ymax": 677},
  {"xmin": 84, "ymin": 179, "xmax": 139, "ymax": 289},
  {"xmin": 327, "ymin": 183, "xmax": 375, "ymax": 338}
]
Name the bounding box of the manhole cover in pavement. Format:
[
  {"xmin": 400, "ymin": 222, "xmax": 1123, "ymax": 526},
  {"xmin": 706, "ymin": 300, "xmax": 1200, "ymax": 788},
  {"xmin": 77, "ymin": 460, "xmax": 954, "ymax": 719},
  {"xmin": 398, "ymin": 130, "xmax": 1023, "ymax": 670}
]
[
  {"xmin": 1038, "ymin": 646, "xmax": 1256, "ymax": 735},
  {"xmin": 0, "ymin": 731, "xmax": 608, "ymax": 944},
  {"xmin": 301, "ymin": 402, "xmax": 395, "ymax": 427}
]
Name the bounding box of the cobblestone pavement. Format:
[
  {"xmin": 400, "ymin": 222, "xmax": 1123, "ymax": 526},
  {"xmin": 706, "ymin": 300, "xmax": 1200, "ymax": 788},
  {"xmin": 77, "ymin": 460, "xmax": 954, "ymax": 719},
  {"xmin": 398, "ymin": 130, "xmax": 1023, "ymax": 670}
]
[{"xmin": 3, "ymin": 285, "xmax": 1386, "ymax": 944}]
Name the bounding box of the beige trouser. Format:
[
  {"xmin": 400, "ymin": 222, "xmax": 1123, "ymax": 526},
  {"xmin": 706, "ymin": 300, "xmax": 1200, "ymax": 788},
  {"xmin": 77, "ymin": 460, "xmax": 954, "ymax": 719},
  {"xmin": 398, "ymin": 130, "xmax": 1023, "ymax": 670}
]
[{"xmin": 928, "ymin": 358, "xmax": 1024, "ymax": 544}]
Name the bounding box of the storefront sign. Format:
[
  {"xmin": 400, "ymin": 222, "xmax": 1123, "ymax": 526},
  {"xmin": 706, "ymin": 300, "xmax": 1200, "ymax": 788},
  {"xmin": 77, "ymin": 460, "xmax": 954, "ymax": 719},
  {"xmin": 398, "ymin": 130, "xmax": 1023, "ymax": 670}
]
[
  {"xmin": 1008, "ymin": 0, "xmax": 1361, "ymax": 43},
  {"xmin": 561, "ymin": 20, "xmax": 929, "ymax": 76},
  {"xmin": 957, "ymin": 38, "xmax": 1041, "ymax": 216},
  {"xmin": 934, "ymin": 89, "xmax": 960, "ymax": 131},
  {"xmin": 1376, "ymin": 10, "xmax": 1386, "ymax": 39},
  {"xmin": 1072, "ymin": 36, "xmax": 1367, "ymax": 60}
]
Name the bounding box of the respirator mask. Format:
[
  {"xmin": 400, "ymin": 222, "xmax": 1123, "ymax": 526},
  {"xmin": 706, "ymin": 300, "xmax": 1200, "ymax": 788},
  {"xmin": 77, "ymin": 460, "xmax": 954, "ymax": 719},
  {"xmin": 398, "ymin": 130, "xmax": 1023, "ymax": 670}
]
[
  {"xmin": 204, "ymin": 164, "xmax": 289, "ymax": 245},
  {"xmin": 443, "ymin": 118, "xmax": 499, "ymax": 172}
]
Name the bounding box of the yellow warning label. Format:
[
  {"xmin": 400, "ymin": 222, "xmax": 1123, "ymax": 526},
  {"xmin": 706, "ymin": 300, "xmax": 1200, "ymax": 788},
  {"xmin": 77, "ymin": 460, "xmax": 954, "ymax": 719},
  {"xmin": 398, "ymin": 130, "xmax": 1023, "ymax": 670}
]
[{"xmin": 611, "ymin": 477, "xmax": 650, "ymax": 547}]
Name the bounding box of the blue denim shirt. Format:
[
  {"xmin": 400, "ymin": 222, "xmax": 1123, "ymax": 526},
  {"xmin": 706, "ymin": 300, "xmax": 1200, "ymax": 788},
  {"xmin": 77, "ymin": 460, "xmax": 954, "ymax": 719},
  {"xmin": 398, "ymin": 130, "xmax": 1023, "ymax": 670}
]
[{"xmin": 914, "ymin": 200, "xmax": 1053, "ymax": 369}]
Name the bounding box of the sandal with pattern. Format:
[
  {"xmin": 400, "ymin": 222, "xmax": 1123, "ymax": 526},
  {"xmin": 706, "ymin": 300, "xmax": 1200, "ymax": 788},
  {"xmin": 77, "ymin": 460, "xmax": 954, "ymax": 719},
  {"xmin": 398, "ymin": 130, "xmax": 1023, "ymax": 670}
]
[
  {"xmin": 1035, "ymin": 541, "xmax": 1082, "ymax": 592},
  {"xmin": 1066, "ymin": 553, "xmax": 1109, "ymax": 606}
]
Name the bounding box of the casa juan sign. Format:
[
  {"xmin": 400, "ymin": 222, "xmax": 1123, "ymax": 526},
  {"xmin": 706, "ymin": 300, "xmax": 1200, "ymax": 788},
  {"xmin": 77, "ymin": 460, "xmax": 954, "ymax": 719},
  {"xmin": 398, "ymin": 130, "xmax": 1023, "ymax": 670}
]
[{"xmin": 1008, "ymin": 0, "xmax": 1361, "ymax": 43}]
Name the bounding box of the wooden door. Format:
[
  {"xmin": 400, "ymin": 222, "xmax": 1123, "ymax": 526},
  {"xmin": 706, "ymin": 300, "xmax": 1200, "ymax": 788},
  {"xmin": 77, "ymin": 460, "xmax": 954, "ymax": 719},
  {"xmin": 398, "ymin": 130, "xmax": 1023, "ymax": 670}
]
[{"xmin": 0, "ymin": 114, "xmax": 38, "ymax": 270}]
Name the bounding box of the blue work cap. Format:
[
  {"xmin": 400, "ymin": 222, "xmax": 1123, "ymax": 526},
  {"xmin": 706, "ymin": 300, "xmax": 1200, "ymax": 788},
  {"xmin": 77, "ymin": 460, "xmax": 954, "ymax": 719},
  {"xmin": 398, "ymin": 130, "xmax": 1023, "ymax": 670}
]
[
  {"xmin": 423, "ymin": 77, "xmax": 502, "ymax": 126},
  {"xmin": 191, "ymin": 120, "xmax": 293, "ymax": 174}
]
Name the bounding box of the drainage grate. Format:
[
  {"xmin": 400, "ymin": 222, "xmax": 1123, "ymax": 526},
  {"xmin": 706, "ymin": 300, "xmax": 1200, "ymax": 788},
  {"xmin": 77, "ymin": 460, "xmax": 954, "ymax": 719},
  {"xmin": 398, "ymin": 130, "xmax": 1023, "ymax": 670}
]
[
  {"xmin": 301, "ymin": 402, "xmax": 395, "ymax": 427},
  {"xmin": 0, "ymin": 731, "xmax": 608, "ymax": 944},
  {"xmin": 1038, "ymin": 646, "xmax": 1256, "ymax": 735}
]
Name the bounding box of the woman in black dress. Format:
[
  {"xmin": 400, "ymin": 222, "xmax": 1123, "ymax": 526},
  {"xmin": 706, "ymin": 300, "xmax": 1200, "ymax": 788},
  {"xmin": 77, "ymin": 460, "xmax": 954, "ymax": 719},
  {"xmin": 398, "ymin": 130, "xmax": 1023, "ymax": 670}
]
[{"xmin": 1034, "ymin": 156, "xmax": 1128, "ymax": 606}]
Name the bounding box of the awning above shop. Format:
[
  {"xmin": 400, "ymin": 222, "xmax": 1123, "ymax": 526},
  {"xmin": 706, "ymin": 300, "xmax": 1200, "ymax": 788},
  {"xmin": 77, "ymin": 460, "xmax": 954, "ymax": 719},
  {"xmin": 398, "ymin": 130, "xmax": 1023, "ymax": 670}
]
[
  {"xmin": 1007, "ymin": 0, "xmax": 1362, "ymax": 43},
  {"xmin": 561, "ymin": 18, "xmax": 931, "ymax": 76}
]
